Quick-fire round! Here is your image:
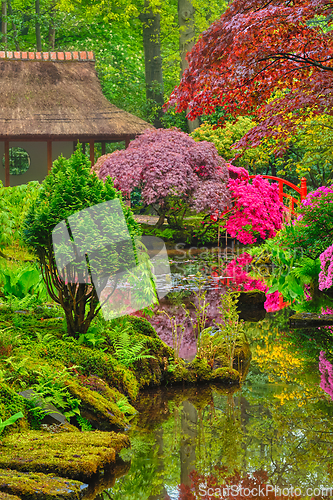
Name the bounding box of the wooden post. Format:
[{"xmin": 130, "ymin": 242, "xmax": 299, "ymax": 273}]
[
  {"xmin": 82, "ymin": 142, "xmax": 85, "ymax": 154},
  {"xmin": 90, "ymin": 140, "xmax": 95, "ymax": 167},
  {"xmin": 4, "ymin": 140, "xmax": 9, "ymax": 187},
  {"xmin": 300, "ymin": 177, "xmax": 307, "ymax": 201},
  {"xmin": 279, "ymin": 180, "xmax": 283, "ymax": 203},
  {"xmin": 101, "ymin": 141, "xmax": 106, "ymax": 156},
  {"xmin": 47, "ymin": 140, "xmax": 52, "ymax": 173},
  {"xmin": 125, "ymin": 137, "xmax": 130, "ymax": 149}
]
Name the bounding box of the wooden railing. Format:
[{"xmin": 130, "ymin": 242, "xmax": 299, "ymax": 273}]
[{"xmin": 249, "ymin": 175, "xmax": 307, "ymax": 212}]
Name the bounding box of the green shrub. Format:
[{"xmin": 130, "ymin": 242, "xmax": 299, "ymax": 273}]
[{"xmin": 22, "ymin": 145, "xmax": 141, "ymax": 337}]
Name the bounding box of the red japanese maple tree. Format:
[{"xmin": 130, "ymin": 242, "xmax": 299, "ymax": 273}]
[{"xmin": 165, "ymin": 0, "xmax": 333, "ymax": 153}]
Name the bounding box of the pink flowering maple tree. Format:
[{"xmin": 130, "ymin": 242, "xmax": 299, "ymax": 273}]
[{"xmin": 93, "ymin": 128, "xmax": 231, "ymax": 228}]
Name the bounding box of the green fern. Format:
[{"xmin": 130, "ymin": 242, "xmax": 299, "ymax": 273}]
[
  {"xmin": 293, "ymin": 257, "xmax": 321, "ymax": 283},
  {"xmin": 115, "ymin": 395, "xmax": 137, "ymax": 415},
  {"xmin": 109, "ymin": 324, "xmax": 155, "ymax": 368}
]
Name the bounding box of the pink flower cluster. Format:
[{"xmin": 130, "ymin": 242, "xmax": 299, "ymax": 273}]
[
  {"xmin": 319, "ymin": 244, "xmax": 333, "ymax": 291},
  {"xmin": 226, "ymin": 176, "xmax": 284, "ymax": 244},
  {"xmin": 301, "ymin": 186, "xmax": 333, "ymax": 208},
  {"xmin": 319, "ymin": 351, "xmax": 333, "ymax": 401},
  {"xmin": 225, "ymin": 252, "xmax": 286, "ymax": 311},
  {"xmin": 320, "ymin": 307, "xmax": 333, "ymax": 334},
  {"xmin": 227, "ymin": 164, "xmax": 249, "ymax": 180}
]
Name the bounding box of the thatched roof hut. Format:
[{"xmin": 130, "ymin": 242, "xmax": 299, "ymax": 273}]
[{"xmin": 0, "ymin": 51, "xmax": 154, "ymax": 186}]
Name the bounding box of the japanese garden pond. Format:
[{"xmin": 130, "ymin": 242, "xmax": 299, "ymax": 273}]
[
  {"xmin": 88, "ymin": 307, "xmax": 333, "ymax": 500},
  {"xmin": 85, "ymin": 244, "xmax": 333, "ymax": 500},
  {"xmin": 2, "ymin": 242, "xmax": 333, "ymax": 500}
]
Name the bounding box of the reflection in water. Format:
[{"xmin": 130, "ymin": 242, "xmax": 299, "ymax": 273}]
[
  {"xmin": 97, "ymin": 311, "xmax": 333, "ymax": 500},
  {"xmin": 319, "ymin": 351, "xmax": 333, "ymax": 401}
]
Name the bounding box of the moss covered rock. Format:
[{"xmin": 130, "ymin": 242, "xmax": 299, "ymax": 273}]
[
  {"xmin": 234, "ymin": 290, "xmax": 266, "ymax": 305},
  {"xmin": 198, "ymin": 327, "xmax": 251, "ymax": 378},
  {"xmin": 66, "ymin": 378, "xmax": 134, "ymax": 430},
  {"xmin": 0, "ymin": 469, "xmax": 87, "ymax": 500},
  {"xmin": 0, "ymin": 492, "xmax": 21, "ymax": 500},
  {"xmin": 125, "ymin": 315, "xmax": 159, "ymax": 338},
  {"xmin": 33, "ymin": 341, "xmax": 139, "ymax": 400},
  {"xmin": 129, "ymin": 334, "xmax": 174, "ymax": 388},
  {"xmin": 0, "ymin": 430, "xmax": 130, "ymax": 481}
]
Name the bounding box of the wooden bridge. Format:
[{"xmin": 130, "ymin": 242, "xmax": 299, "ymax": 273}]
[{"xmin": 249, "ymin": 175, "xmax": 307, "ymax": 213}]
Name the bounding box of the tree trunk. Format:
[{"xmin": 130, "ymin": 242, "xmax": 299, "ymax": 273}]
[
  {"xmin": 139, "ymin": 1, "xmax": 164, "ymax": 128},
  {"xmin": 8, "ymin": 0, "xmax": 19, "ymax": 51},
  {"xmin": 35, "ymin": 0, "xmax": 42, "ymax": 51},
  {"xmin": 1, "ymin": 1, "xmax": 7, "ymax": 48},
  {"xmin": 178, "ymin": 0, "xmax": 200, "ymax": 133},
  {"xmin": 48, "ymin": 24, "xmax": 55, "ymax": 49}
]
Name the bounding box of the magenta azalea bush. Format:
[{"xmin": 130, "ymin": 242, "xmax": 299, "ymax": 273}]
[
  {"xmin": 301, "ymin": 186, "xmax": 333, "ymax": 209},
  {"xmin": 227, "ymin": 164, "xmax": 250, "ymax": 180},
  {"xmin": 225, "ymin": 176, "xmax": 284, "ymax": 244},
  {"xmin": 319, "ymin": 244, "xmax": 333, "ymax": 291},
  {"xmin": 93, "ymin": 128, "xmax": 231, "ymax": 227},
  {"xmin": 280, "ymin": 185, "xmax": 333, "ymax": 259}
]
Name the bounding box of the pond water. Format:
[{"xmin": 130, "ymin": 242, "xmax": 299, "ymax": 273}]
[
  {"xmin": 89, "ymin": 245, "xmax": 333, "ymax": 500},
  {"xmin": 90, "ymin": 307, "xmax": 333, "ymax": 500}
]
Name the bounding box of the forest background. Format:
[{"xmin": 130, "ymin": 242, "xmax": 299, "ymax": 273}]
[{"xmin": 0, "ymin": 0, "xmax": 332, "ymax": 191}]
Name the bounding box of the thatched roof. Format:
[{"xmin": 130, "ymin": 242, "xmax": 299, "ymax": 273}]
[{"xmin": 0, "ymin": 51, "xmax": 154, "ymax": 141}]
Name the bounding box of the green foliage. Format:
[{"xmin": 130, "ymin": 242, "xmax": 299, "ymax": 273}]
[
  {"xmin": 30, "ymin": 366, "xmax": 81, "ymax": 420},
  {"xmin": 0, "ymin": 181, "xmax": 40, "ymax": 250},
  {"xmin": 276, "ymin": 114, "xmax": 333, "ymax": 189},
  {"xmin": 190, "ymin": 118, "xmax": 271, "ymax": 173},
  {"xmin": 0, "ymin": 263, "xmax": 48, "ymax": 309},
  {"xmin": 277, "ymin": 189, "xmax": 333, "ymax": 261},
  {"xmin": 22, "ymin": 145, "xmax": 141, "ymax": 336},
  {"xmin": 115, "ymin": 395, "xmax": 137, "ymax": 416},
  {"xmin": 76, "ymin": 414, "xmax": 93, "ymax": 431},
  {"xmin": 0, "ymin": 411, "xmax": 24, "ymax": 435},
  {"xmin": 78, "ymin": 329, "xmax": 107, "ymax": 350},
  {"xmin": 250, "ymin": 235, "xmax": 321, "ymax": 302},
  {"xmin": 210, "ymin": 291, "xmax": 245, "ymax": 369},
  {"xmin": 108, "ymin": 323, "xmax": 156, "ymax": 368}
]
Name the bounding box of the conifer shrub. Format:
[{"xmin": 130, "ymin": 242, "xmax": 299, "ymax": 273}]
[{"xmin": 23, "ymin": 146, "xmax": 141, "ymax": 337}]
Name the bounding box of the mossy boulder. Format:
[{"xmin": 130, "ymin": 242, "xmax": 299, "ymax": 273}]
[
  {"xmin": 187, "ymin": 357, "xmax": 240, "ymax": 384},
  {"xmin": 0, "ymin": 492, "xmax": 21, "ymax": 500},
  {"xmin": 199, "ymin": 327, "xmax": 252, "ymax": 376},
  {"xmin": 165, "ymin": 357, "xmax": 241, "ymax": 385},
  {"xmin": 125, "ymin": 315, "xmax": 159, "ymax": 338},
  {"xmin": 66, "ymin": 378, "xmax": 134, "ymax": 430},
  {"xmin": 289, "ymin": 312, "xmax": 333, "ymax": 328},
  {"xmin": 0, "ymin": 469, "xmax": 87, "ymax": 500},
  {"xmin": 33, "ymin": 340, "xmax": 139, "ymax": 400},
  {"xmin": 127, "ymin": 333, "xmax": 174, "ymax": 388},
  {"xmin": 0, "ymin": 430, "xmax": 130, "ymax": 481},
  {"xmin": 234, "ymin": 289, "xmax": 266, "ymax": 305}
]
